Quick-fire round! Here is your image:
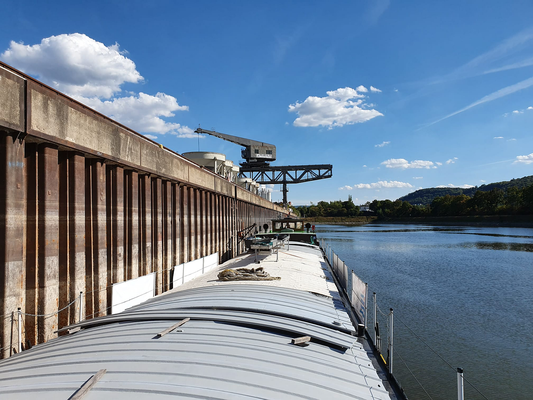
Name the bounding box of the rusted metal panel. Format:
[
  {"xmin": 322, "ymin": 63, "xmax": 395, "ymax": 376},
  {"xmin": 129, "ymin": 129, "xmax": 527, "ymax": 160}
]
[
  {"xmin": 24, "ymin": 143, "xmax": 38, "ymax": 349},
  {"xmin": 37, "ymin": 144, "xmax": 59, "ymax": 342},
  {"xmin": 172, "ymin": 183, "xmax": 179, "ymax": 268},
  {"xmin": 0, "ymin": 131, "xmax": 26, "ymax": 357},
  {"xmin": 207, "ymin": 192, "xmax": 212, "ymax": 255},
  {"xmin": 128, "ymin": 171, "xmax": 139, "ymax": 280},
  {"xmin": 84, "ymin": 160, "xmax": 95, "ymax": 323},
  {"xmin": 222, "ymin": 196, "xmax": 229, "ymax": 262},
  {"xmin": 199, "ymin": 190, "xmax": 205, "ymax": 258},
  {"xmin": 93, "ymin": 161, "xmax": 107, "ymax": 319},
  {"xmin": 213, "ymin": 194, "xmax": 217, "ymax": 262},
  {"xmin": 141, "ymin": 175, "xmax": 152, "ymax": 276},
  {"xmin": 111, "ymin": 167, "xmax": 125, "ymax": 285},
  {"xmin": 58, "ymin": 151, "xmax": 69, "ymax": 332},
  {"xmin": 189, "ymin": 188, "xmax": 198, "ymax": 261},
  {"xmin": 69, "ymin": 153, "xmax": 85, "ymax": 325},
  {"xmin": 164, "ymin": 181, "xmax": 172, "ymax": 292},
  {"xmin": 181, "ymin": 186, "xmax": 189, "ymax": 263},
  {"xmin": 153, "ymin": 178, "xmax": 163, "ymax": 295}
]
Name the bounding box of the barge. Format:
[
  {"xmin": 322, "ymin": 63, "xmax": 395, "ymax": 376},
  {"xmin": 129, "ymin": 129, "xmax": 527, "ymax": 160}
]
[{"xmin": 0, "ymin": 234, "xmax": 406, "ymax": 399}]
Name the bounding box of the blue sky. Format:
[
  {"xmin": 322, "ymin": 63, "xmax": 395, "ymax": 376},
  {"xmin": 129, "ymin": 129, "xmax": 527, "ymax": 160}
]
[{"xmin": 2, "ymin": 0, "xmax": 533, "ymax": 205}]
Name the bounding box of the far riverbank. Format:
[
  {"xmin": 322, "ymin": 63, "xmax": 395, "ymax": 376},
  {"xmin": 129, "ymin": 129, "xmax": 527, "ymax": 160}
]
[{"xmin": 303, "ymin": 214, "xmax": 533, "ymax": 228}]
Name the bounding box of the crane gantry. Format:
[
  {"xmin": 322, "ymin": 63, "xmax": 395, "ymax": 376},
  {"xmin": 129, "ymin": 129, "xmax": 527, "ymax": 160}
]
[{"xmin": 195, "ymin": 128, "xmax": 332, "ymax": 205}]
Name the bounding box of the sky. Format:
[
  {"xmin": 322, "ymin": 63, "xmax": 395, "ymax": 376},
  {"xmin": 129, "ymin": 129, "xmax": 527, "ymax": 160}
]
[{"xmin": 1, "ymin": 0, "xmax": 533, "ymax": 205}]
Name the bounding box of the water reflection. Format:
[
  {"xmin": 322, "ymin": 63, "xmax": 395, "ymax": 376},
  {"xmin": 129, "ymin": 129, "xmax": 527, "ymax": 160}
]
[
  {"xmin": 317, "ymin": 225, "xmax": 533, "ymax": 239},
  {"xmin": 458, "ymin": 241, "xmax": 533, "ymax": 252},
  {"xmin": 447, "ymin": 231, "xmax": 533, "ymax": 239}
]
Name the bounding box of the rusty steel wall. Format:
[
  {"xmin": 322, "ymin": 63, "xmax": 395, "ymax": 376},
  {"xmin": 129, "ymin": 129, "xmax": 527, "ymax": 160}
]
[
  {"xmin": 0, "ymin": 63, "xmax": 284, "ymax": 359},
  {"xmin": 0, "ymin": 130, "xmax": 280, "ymax": 358}
]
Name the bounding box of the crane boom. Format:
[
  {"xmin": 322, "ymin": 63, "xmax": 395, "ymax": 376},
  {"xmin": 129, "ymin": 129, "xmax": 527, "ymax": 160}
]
[
  {"xmin": 195, "ymin": 128, "xmax": 276, "ymax": 166},
  {"xmin": 194, "ymin": 126, "xmax": 332, "ymax": 205}
]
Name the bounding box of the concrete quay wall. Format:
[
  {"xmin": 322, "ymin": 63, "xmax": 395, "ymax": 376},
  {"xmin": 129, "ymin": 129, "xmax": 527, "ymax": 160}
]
[{"xmin": 0, "ymin": 62, "xmax": 286, "ymax": 357}]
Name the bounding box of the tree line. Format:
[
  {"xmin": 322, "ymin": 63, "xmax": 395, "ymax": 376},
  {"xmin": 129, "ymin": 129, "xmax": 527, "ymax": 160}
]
[
  {"xmin": 294, "ymin": 185, "xmax": 533, "ymax": 219},
  {"xmin": 293, "ymin": 195, "xmax": 360, "ymax": 217},
  {"xmin": 371, "ymin": 185, "xmax": 533, "ymax": 219}
]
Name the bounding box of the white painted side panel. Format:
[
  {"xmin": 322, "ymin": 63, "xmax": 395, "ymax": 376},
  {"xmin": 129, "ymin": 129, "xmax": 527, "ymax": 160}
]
[{"xmin": 112, "ymin": 273, "xmax": 155, "ymax": 314}]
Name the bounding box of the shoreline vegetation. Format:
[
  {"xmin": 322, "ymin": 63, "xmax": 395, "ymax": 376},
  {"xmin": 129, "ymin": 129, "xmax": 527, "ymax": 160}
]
[{"xmin": 293, "ymin": 183, "xmax": 533, "ymax": 228}]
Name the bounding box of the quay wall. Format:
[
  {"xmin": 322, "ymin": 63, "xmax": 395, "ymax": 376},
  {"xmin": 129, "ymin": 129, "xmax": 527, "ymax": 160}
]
[{"xmin": 0, "ymin": 62, "xmax": 286, "ymax": 357}]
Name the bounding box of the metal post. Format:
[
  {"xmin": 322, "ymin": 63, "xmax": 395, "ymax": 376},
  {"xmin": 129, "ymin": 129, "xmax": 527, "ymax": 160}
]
[
  {"xmin": 373, "ymin": 292, "xmax": 377, "ymax": 345},
  {"xmin": 10, "ymin": 311, "xmax": 14, "ymax": 357},
  {"xmin": 79, "ymin": 292, "xmax": 84, "ymax": 322},
  {"xmin": 388, "ymin": 308, "xmax": 394, "ymax": 375},
  {"xmin": 457, "ymin": 368, "xmax": 464, "ymax": 400},
  {"xmin": 364, "ymin": 283, "xmax": 368, "ymax": 330},
  {"xmin": 17, "ymin": 308, "xmax": 22, "ymax": 353}
]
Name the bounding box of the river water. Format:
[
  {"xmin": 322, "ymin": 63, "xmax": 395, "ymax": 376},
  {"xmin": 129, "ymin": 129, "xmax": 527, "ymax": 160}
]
[{"xmin": 315, "ymin": 224, "xmax": 533, "ymax": 400}]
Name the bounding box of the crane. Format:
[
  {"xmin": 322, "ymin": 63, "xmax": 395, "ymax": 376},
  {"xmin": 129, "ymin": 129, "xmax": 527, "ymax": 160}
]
[
  {"xmin": 194, "ymin": 127, "xmax": 332, "ymax": 205},
  {"xmin": 195, "ymin": 128, "xmax": 276, "ymax": 168}
]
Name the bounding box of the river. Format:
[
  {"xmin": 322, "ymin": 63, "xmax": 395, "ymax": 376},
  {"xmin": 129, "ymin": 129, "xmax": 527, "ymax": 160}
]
[{"xmin": 315, "ymin": 223, "xmax": 533, "ymax": 400}]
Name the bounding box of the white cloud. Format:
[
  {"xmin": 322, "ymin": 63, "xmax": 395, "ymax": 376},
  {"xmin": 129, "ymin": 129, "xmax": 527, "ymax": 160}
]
[
  {"xmin": 370, "ymin": 86, "xmax": 382, "ymax": 93},
  {"xmin": 446, "ymin": 157, "xmax": 458, "ymax": 164},
  {"xmin": 363, "ymin": 165, "xmax": 367, "ymax": 168},
  {"xmin": 480, "ymin": 180, "xmax": 486, "ymax": 183},
  {"xmin": 436, "ymin": 184, "xmax": 475, "ymax": 189},
  {"xmin": 1, "ymin": 33, "xmax": 142, "ymax": 98},
  {"xmin": 528, "ymin": 106, "xmax": 533, "ymax": 110},
  {"xmin": 288, "ymin": 87, "xmax": 383, "ymax": 129},
  {"xmin": 144, "ymin": 134, "xmax": 158, "ymax": 140},
  {"xmin": 353, "ymin": 181, "xmax": 413, "ymax": 189},
  {"xmin": 356, "ymin": 85, "xmax": 368, "ymax": 92},
  {"xmin": 512, "ymin": 110, "xmax": 523, "ymax": 114},
  {"xmin": 78, "ymin": 93, "xmax": 194, "ymax": 137},
  {"xmin": 435, "ymin": 161, "xmax": 443, "ymax": 166},
  {"xmin": 339, "ymin": 185, "xmax": 353, "ymax": 190},
  {"xmin": 375, "ymin": 141, "xmax": 390, "ymax": 148},
  {"xmin": 1, "ymin": 33, "xmax": 195, "ymax": 138},
  {"xmin": 514, "ymin": 153, "xmax": 533, "ymax": 164},
  {"xmin": 381, "ymin": 158, "xmax": 437, "ymax": 169},
  {"xmin": 413, "ymin": 176, "xmax": 423, "ymax": 180},
  {"xmin": 494, "ymin": 136, "xmax": 504, "ymax": 139}
]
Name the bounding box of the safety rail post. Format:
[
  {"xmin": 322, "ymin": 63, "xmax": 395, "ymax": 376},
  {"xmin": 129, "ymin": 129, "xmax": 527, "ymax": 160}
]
[
  {"xmin": 373, "ymin": 292, "xmax": 377, "ymax": 345},
  {"xmin": 388, "ymin": 308, "xmax": 394, "ymax": 375},
  {"xmin": 364, "ymin": 283, "xmax": 368, "ymax": 330},
  {"xmin": 79, "ymin": 292, "xmax": 84, "ymax": 322},
  {"xmin": 10, "ymin": 311, "xmax": 14, "ymax": 357},
  {"xmin": 17, "ymin": 308, "xmax": 22, "ymax": 353},
  {"xmin": 457, "ymin": 368, "xmax": 464, "ymax": 400}
]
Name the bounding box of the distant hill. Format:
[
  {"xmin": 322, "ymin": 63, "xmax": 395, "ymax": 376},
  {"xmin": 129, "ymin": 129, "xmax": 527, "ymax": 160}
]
[{"xmin": 399, "ymin": 175, "xmax": 533, "ymax": 206}]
